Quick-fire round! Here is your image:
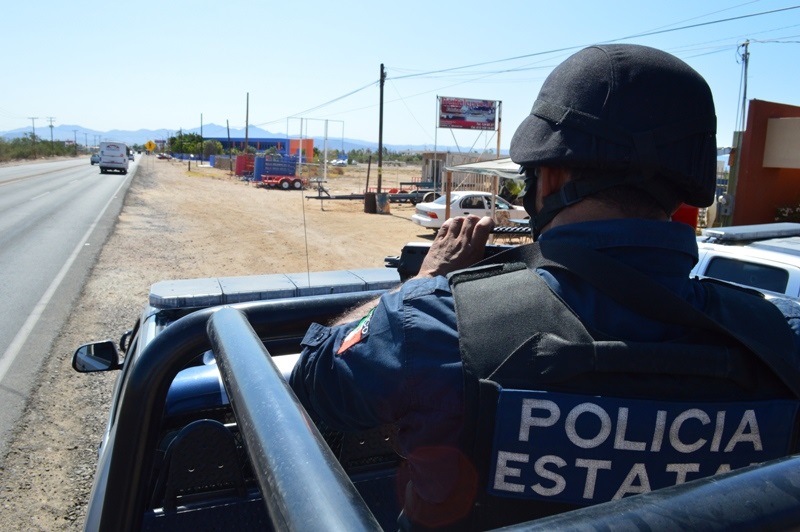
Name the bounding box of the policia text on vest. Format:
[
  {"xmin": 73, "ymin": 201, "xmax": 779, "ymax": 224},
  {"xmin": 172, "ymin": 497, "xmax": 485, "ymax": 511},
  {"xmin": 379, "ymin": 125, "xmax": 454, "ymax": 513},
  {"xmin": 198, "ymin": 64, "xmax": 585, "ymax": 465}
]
[{"xmin": 489, "ymin": 390, "xmax": 798, "ymax": 504}]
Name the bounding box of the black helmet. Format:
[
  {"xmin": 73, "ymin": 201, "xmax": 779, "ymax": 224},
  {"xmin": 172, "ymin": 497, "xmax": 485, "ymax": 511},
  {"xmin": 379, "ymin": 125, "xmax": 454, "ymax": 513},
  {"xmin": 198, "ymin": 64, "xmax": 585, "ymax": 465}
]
[{"xmin": 510, "ymin": 44, "xmax": 717, "ymax": 209}]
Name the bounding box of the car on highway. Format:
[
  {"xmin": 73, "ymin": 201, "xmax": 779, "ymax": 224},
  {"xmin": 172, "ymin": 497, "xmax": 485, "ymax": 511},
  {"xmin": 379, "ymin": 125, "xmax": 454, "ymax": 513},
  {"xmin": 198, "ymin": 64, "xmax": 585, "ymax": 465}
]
[
  {"xmin": 90, "ymin": 153, "xmax": 101, "ymax": 165},
  {"xmin": 692, "ymin": 222, "xmax": 800, "ymax": 297},
  {"xmin": 411, "ymin": 190, "xmax": 528, "ymax": 230}
]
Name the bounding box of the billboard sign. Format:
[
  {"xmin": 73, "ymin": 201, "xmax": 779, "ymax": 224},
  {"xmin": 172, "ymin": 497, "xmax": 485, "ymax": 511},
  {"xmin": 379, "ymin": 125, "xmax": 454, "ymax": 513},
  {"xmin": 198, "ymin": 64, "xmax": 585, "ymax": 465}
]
[{"xmin": 439, "ymin": 96, "xmax": 497, "ymax": 131}]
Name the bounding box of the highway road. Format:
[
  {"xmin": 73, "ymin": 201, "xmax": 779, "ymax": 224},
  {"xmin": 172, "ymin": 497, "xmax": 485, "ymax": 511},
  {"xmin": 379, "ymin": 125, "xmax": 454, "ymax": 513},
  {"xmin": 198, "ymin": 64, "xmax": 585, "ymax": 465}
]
[{"xmin": 0, "ymin": 157, "xmax": 135, "ymax": 456}]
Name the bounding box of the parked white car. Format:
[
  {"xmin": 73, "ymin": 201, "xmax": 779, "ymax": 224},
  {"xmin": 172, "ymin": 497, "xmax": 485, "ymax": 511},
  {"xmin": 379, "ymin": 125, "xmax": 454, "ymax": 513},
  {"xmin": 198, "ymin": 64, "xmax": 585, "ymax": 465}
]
[
  {"xmin": 411, "ymin": 191, "xmax": 528, "ymax": 230},
  {"xmin": 692, "ymin": 223, "xmax": 800, "ymax": 297}
]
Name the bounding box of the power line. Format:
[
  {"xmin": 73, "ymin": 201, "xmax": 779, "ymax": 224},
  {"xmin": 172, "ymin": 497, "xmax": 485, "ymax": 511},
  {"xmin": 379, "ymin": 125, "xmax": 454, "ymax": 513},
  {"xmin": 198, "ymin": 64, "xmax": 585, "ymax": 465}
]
[
  {"xmin": 616, "ymin": 5, "xmax": 800, "ymax": 41},
  {"xmin": 0, "ymin": 106, "xmax": 25, "ymax": 120},
  {"xmin": 390, "ymin": 4, "xmax": 800, "ymax": 81},
  {"xmin": 251, "ymin": 80, "xmax": 378, "ymax": 128},
  {"xmin": 250, "ymin": 4, "xmax": 800, "ymax": 129}
]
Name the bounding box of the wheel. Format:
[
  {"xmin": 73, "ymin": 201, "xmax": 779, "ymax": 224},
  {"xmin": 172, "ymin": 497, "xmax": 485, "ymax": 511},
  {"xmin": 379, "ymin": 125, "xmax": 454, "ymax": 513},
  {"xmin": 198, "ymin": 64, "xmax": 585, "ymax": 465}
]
[
  {"xmin": 292, "ymin": 179, "xmax": 303, "ymax": 190},
  {"xmin": 280, "ymin": 179, "xmax": 290, "ymax": 190},
  {"xmin": 422, "ymin": 192, "xmax": 440, "ymax": 203}
]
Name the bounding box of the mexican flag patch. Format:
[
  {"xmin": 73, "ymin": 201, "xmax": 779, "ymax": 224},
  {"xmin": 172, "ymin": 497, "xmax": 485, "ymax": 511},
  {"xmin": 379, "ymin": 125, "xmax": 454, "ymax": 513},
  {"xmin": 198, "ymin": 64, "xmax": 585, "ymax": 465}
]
[{"xmin": 337, "ymin": 308, "xmax": 375, "ymax": 355}]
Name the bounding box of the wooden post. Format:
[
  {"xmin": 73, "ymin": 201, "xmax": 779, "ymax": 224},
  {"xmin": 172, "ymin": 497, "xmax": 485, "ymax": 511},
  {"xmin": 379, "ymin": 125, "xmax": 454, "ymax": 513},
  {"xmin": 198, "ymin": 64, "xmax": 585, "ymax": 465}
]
[
  {"xmin": 496, "ymin": 101, "xmax": 502, "ymax": 157},
  {"xmin": 489, "ymin": 174, "xmax": 498, "ymax": 243},
  {"xmin": 444, "ymin": 170, "xmax": 453, "ymax": 221}
]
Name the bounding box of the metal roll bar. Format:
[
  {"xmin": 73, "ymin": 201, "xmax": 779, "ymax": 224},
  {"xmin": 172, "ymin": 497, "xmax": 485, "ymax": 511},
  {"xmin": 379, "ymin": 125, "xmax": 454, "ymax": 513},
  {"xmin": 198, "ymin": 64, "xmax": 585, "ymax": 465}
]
[
  {"xmin": 209, "ymin": 307, "xmax": 382, "ymax": 531},
  {"xmin": 89, "ymin": 291, "xmax": 383, "ymax": 532},
  {"xmin": 88, "ymin": 287, "xmax": 800, "ymax": 531}
]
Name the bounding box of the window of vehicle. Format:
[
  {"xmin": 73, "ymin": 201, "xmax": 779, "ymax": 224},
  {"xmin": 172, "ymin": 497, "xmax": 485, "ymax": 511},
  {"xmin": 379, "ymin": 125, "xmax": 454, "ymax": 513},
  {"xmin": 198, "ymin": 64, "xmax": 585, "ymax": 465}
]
[
  {"xmin": 460, "ymin": 196, "xmax": 485, "ymax": 209},
  {"xmin": 494, "ymin": 197, "xmax": 513, "ymax": 210},
  {"xmin": 431, "ymin": 195, "xmax": 456, "ymax": 206},
  {"xmin": 704, "ymin": 256, "xmax": 789, "ymax": 294}
]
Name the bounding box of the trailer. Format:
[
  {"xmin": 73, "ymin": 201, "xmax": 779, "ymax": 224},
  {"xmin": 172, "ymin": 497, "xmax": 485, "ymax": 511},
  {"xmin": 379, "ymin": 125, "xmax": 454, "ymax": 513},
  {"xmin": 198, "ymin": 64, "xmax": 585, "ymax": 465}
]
[
  {"xmin": 256, "ymin": 159, "xmax": 306, "ymax": 190},
  {"xmin": 260, "ymin": 174, "xmax": 307, "ymax": 190},
  {"xmin": 394, "ymin": 180, "xmax": 438, "ymax": 204}
]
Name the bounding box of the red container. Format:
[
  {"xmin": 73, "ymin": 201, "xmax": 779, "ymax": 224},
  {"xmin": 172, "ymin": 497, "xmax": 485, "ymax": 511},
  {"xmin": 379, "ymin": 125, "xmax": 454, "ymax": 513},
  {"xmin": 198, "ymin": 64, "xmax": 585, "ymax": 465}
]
[{"xmin": 672, "ymin": 204, "xmax": 699, "ymax": 228}]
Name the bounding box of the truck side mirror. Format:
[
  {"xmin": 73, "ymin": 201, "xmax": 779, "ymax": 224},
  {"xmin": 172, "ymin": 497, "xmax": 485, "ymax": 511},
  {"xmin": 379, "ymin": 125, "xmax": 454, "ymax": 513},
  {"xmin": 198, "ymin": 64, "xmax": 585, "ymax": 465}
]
[{"xmin": 72, "ymin": 341, "xmax": 121, "ymax": 372}]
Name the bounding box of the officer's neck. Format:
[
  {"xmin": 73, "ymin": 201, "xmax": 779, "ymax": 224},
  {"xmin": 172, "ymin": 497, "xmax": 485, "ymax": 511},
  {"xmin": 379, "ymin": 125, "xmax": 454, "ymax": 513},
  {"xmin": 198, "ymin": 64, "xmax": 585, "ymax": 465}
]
[{"xmin": 542, "ymin": 198, "xmax": 670, "ymax": 234}]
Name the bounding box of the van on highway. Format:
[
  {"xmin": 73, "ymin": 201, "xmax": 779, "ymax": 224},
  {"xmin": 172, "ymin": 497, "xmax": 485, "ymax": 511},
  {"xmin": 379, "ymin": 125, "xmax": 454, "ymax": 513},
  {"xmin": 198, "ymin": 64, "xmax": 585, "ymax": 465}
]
[{"xmin": 99, "ymin": 141, "xmax": 129, "ymax": 175}]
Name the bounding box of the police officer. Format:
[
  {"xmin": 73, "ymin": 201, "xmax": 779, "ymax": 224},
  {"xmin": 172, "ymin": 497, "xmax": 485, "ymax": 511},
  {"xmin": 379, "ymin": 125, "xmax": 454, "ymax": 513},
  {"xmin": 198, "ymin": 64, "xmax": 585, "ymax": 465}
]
[{"xmin": 290, "ymin": 44, "xmax": 800, "ymax": 530}]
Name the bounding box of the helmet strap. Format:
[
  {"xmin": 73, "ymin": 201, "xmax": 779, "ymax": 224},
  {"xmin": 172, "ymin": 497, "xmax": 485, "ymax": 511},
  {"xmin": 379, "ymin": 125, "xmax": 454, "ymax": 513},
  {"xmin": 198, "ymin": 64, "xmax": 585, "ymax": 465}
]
[{"xmin": 528, "ymin": 173, "xmax": 678, "ymax": 240}]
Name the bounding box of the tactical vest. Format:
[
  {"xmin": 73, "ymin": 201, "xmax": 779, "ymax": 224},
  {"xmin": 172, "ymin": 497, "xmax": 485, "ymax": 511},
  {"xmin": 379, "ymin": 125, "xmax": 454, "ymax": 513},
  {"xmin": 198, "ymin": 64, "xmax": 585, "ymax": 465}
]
[{"xmin": 447, "ymin": 241, "xmax": 800, "ymax": 530}]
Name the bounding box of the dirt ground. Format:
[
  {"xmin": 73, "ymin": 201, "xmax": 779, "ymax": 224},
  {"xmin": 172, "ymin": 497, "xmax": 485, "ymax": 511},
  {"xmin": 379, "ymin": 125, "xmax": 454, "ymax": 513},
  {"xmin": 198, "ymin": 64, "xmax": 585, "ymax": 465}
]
[{"xmin": 0, "ymin": 157, "xmax": 433, "ymax": 530}]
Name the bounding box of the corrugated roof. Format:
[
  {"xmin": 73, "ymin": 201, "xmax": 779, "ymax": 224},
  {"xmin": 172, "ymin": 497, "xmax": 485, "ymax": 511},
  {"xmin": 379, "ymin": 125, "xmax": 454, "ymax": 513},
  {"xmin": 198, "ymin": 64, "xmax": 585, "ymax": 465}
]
[{"xmin": 444, "ymin": 157, "xmax": 523, "ymax": 181}]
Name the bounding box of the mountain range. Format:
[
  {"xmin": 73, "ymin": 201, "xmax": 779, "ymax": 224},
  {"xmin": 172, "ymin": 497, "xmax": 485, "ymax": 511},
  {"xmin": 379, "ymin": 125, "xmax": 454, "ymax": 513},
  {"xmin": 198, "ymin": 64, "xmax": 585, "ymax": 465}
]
[{"xmin": 0, "ymin": 123, "xmax": 466, "ymax": 154}]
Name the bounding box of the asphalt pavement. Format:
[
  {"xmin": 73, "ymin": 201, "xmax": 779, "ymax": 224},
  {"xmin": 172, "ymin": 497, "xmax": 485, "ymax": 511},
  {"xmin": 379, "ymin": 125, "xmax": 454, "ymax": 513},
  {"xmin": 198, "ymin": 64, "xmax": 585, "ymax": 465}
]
[{"xmin": 0, "ymin": 157, "xmax": 134, "ymax": 457}]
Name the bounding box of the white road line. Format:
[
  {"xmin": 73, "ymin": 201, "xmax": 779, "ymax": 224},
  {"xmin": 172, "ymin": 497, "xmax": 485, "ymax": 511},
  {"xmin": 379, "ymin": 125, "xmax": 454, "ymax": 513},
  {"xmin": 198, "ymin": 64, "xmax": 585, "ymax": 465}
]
[
  {"xmin": 0, "ymin": 177, "xmax": 129, "ymax": 383},
  {"xmin": 30, "ymin": 191, "xmax": 51, "ymax": 201}
]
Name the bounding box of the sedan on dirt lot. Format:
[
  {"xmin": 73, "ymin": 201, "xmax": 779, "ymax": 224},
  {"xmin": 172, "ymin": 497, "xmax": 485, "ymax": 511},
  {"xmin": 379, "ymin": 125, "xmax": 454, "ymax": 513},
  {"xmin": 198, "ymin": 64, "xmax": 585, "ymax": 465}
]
[{"xmin": 411, "ymin": 191, "xmax": 528, "ymax": 230}]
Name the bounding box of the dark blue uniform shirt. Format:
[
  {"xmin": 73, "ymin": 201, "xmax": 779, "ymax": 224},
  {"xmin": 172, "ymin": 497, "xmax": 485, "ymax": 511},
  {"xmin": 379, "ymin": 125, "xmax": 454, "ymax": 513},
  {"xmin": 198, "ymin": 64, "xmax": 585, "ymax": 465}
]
[{"xmin": 290, "ymin": 219, "xmax": 800, "ymax": 508}]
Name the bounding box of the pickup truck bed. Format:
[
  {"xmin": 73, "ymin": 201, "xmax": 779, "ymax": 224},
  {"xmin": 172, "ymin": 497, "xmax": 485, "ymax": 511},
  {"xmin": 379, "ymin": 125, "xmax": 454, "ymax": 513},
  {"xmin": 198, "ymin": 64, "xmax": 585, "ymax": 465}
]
[{"xmin": 74, "ymin": 240, "xmax": 800, "ymax": 531}]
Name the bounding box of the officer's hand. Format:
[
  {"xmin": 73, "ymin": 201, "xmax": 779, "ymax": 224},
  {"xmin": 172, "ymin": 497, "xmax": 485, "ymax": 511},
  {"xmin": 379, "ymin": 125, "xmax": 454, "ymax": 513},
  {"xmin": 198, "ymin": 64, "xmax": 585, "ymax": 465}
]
[{"xmin": 415, "ymin": 215, "xmax": 494, "ymax": 279}]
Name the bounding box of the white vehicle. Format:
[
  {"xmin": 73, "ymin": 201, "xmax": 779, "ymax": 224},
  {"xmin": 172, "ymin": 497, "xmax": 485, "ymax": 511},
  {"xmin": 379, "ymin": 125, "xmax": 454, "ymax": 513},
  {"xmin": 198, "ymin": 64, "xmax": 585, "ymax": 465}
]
[
  {"xmin": 692, "ymin": 223, "xmax": 800, "ymax": 297},
  {"xmin": 411, "ymin": 191, "xmax": 528, "ymax": 230},
  {"xmin": 99, "ymin": 141, "xmax": 129, "ymax": 174}
]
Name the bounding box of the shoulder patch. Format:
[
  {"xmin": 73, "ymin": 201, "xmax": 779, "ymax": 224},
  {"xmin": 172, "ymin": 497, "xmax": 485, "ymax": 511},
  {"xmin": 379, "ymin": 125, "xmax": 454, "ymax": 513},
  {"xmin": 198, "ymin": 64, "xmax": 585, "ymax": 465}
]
[{"xmin": 337, "ymin": 308, "xmax": 375, "ymax": 355}]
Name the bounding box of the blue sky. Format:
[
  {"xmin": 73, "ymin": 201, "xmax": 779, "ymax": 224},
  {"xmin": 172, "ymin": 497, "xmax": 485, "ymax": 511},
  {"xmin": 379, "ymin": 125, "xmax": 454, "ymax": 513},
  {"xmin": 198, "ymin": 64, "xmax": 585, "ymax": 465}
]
[{"xmin": 1, "ymin": 0, "xmax": 799, "ymax": 151}]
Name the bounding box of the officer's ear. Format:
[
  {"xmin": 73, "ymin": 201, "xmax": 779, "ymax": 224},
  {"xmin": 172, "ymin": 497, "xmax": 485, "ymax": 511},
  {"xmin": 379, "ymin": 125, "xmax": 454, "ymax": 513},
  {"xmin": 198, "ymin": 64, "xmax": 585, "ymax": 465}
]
[{"xmin": 538, "ymin": 167, "xmax": 572, "ymax": 201}]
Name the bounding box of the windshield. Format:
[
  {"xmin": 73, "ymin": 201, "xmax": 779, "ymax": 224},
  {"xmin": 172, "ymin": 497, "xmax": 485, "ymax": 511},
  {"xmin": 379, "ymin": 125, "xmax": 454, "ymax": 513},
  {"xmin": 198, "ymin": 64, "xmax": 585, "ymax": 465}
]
[
  {"xmin": 494, "ymin": 197, "xmax": 513, "ymax": 209},
  {"xmin": 432, "ymin": 195, "xmax": 458, "ymax": 206}
]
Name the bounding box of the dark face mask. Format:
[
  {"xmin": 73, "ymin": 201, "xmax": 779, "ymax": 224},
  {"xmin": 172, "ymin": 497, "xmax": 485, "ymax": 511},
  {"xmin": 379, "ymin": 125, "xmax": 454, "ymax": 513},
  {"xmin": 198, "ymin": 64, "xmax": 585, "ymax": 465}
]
[{"xmin": 521, "ymin": 168, "xmax": 543, "ymax": 241}]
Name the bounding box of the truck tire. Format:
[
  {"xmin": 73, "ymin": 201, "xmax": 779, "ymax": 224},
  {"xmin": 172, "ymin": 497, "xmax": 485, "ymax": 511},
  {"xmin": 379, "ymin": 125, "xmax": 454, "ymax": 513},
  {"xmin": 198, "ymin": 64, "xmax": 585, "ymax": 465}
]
[
  {"xmin": 292, "ymin": 179, "xmax": 303, "ymax": 190},
  {"xmin": 280, "ymin": 179, "xmax": 290, "ymax": 190},
  {"xmin": 422, "ymin": 192, "xmax": 440, "ymax": 203}
]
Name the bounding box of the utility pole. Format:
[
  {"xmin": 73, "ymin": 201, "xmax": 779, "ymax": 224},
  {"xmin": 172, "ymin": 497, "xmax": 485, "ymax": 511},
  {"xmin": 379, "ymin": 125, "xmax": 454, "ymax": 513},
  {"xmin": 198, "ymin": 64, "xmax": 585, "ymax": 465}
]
[
  {"xmin": 739, "ymin": 40, "xmax": 750, "ymax": 131},
  {"xmin": 226, "ymin": 119, "xmax": 232, "ymax": 175},
  {"xmin": 720, "ymin": 40, "xmax": 751, "ymax": 228},
  {"xmin": 28, "ymin": 117, "xmax": 38, "ymax": 158},
  {"xmin": 84, "ymin": 132, "xmax": 88, "ymax": 150},
  {"xmin": 377, "ymin": 63, "xmax": 386, "ymax": 194},
  {"xmin": 200, "ymin": 113, "xmax": 203, "ymax": 162},
  {"xmin": 47, "ymin": 117, "xmax": 55, "ymax": 155},
  {"xmin": 496, "ymin": 101, "xmax": 502, "ymax": 157},
  {"xmin": 245, "ymin": 92, "xmax": 249, "ymax": 154},
  {"xmin": 73, "ymin": 129, "xmax": 78, "ymax": 156}
]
